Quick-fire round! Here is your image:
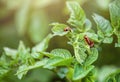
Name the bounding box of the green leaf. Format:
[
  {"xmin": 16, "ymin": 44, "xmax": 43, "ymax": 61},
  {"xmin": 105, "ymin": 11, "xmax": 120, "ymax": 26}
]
[
  {"xmin": 85, "ymin": 32, "xmax": 99, "ymax": 42},
  {"xmin": 82, "ymin": 69, "xmax": 96, "ymax": 82},
  {"xmin": 30, "ymin": 52, "xmax": 43, "ymax": 59},
  {"xmin": 85, "ymin": 48, "xmax": 98, "ymax": 66},
  {"xmin": 97, "ymin": 30, "xmax": 104, "ymax": 39},
  {"xmin": 93, "ymin": 14, "xmax": 113, "ymax": 37},
  {"xmin": 84, "ymin": 19, "xmax": 92, "ymax": 31},
  {"xmin": 51, "ymin": 23, "xmax": 69, "ymax": 36},
  {"xmin": 27, "ymin": 58, "xmax": 48, "ymax": 69},
  {"xmin": 67, "ymin": 1, "xmax": 86, "ymax": 28},
  {"xmin": 18, "ymin": 41, "xmax": 26, "ymax": 52},
  {"xmin": 44, "ymin": 49, "xmax": 73, "ymax": 68},
  {"xmin": 109, "ymin": 0, "xmax": 120, "ymax": 47},
  {"xmin": 4, "ymin": 47, "xmax": 17, "ymax": 59},
  {"xmin": 57, "ymin": 67, "xmax": 68, "ymax": 79},
  {"xmin": 17, "ymin": 41, "xmax": 34, "ymax": 65},
  {"xmin": 17, "ymin": 41, "xmax": 27, "ymax": 61},
  {"xmin": 105, "ymin": 69, "xmax": 120, "ymax": 82},
  {"xmin": 16, "ymin": 64, "xmax": 28, "ymax": 79},
  {"xmin": 97, "ymin": 66, "xmax": 117, "ymax": 82},
  {"xmin": 67, "ymin": 67, "xmax": 74, "ymax": 80},
  {"xmin": 73, "ymin": 64, "xmax": 94, "ymax": 80},
  {"xmin": 31, "ymin": 34, "xmax": 52, "ymax": 59},
  {"xmin": 32, "ymin": 34, "xmax": 52, "ymax": 52},
  {"xmin": 44, "ymin": 57, "xmax": 73, "ymax": 68},
  {"xmin": 74, "ymin": 45, "xmax": 87, "ymax": 65},
  {"xmin": 115, "ymin": 43, "xmax": 120, "ymax": 47},
  {"xmin": 16, "ymin": 58, "xmax": 48, "ymax": 79},
  {"xmin": 50, "ymin": 49, "xmax": 72, "ymax": 58},
  {"xmin": 103, "ymin": 37, "xmax": 113, "ymax": 43},
  {"xmin": 109, "ymin": 0, "xmax": 120, "ymax": 29},
  {"xmin": 0, "ymin": 67, "xmax": 9, "ymax": 78},
  {"xmin": 0, "ymin": 55, "xmax": 9, "ymax": 68},
  {"xmin": 83, "ymin": 77, "xmax": 94, "ymax": 82}
]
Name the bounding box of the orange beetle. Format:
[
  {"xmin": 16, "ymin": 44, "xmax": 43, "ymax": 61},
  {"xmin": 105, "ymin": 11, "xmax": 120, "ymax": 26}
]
[
  {"xmin": 64, "ymin": 27, "xmax": 72, "ymax": 32},
  {"xmin": 84, "ymin": 35, "xmax": 94, "ymax": 48}
]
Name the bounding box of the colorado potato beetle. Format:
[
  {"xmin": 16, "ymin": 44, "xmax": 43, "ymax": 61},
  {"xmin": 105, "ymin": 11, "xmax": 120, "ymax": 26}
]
[
  {"xmin": 64, "ymin": 27, "xmax": 72, "ymax": 32},
  {"xmin": 84, "ymin": 35, "xmax": 94, "ymax": 48}
]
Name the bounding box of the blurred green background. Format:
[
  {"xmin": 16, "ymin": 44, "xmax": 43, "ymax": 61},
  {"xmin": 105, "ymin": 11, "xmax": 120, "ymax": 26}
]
[{"xmin": 0, "ymin": 0, "xmax": 119, "ymax": 82}]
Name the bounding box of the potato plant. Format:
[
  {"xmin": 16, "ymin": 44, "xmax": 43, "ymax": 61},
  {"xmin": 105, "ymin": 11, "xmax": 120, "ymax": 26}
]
[{"xmin": 0, "ymin": 0, "xmax": 120, "ymax": 82}]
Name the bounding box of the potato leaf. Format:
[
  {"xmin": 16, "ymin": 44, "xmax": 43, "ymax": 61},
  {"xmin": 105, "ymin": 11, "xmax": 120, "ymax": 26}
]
[
  {"xmin": 16, "ymin": 64, "xmax": 28, "ymax": 79},
  {"xmin": 31, "ymin": 34, "xmax": 52, "ymax": 59},
  {"xmin": 93, "ymin": 14, "xmax": 113, "ymax": 37},
  {"xmin": 103, "ymin": 37, "xmax": 113, "ymax": 44},
  {"xmin": 50, "ymin": 49, "xmax": 72, "ymax": 58},
  {"xmin": 73, "ymin": 64, "xmax": 94, "ymax": 80},
  {"xmin": 84, "ymin": 48, "xmax": 98, "ymax": 66},
  {"xmin": 109, "ymin": 0, "xmax": 120, "ymax": 29},
  {"xmin": 4, "ymin": 47, "xmax": 17, "ymax": 59},
  {"xmin": 44, "ymin": 49, "xmax": 73, "ymax": 68},
  {"xmin": 44, "ymin": 57, "xmax": 73, "ymax": 69},
  {"xmin": 74, "ymin": 45, "xmax": 87, "ymax": 65},
  {"xmin": 84, "ymin": 19, "xmax": 92, "ymax": 31},
  {"xmin": 16, "ymin": 58, "xmax": 48, "ymax": 79},
  {"xmin": 85, "ymin": 32, "xmax": 99, "ymax": 42},
  {"xmin": 109, "ymin": 0, "xmax": 120, "ymax": 47},
  {"xmin": 67, "ymin": 1, "xmax": 86, "ymax": 28},
  {"xmin": 57, "ymin": 67, "xmax": 68, "ymax": 79},
  {"xmin": 51, "ymin": 23, "xmax": 69, "ymax": 36},
  {"xmin": 105, "ymin": 69, "xmax": 120, "ymax": 82}
]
